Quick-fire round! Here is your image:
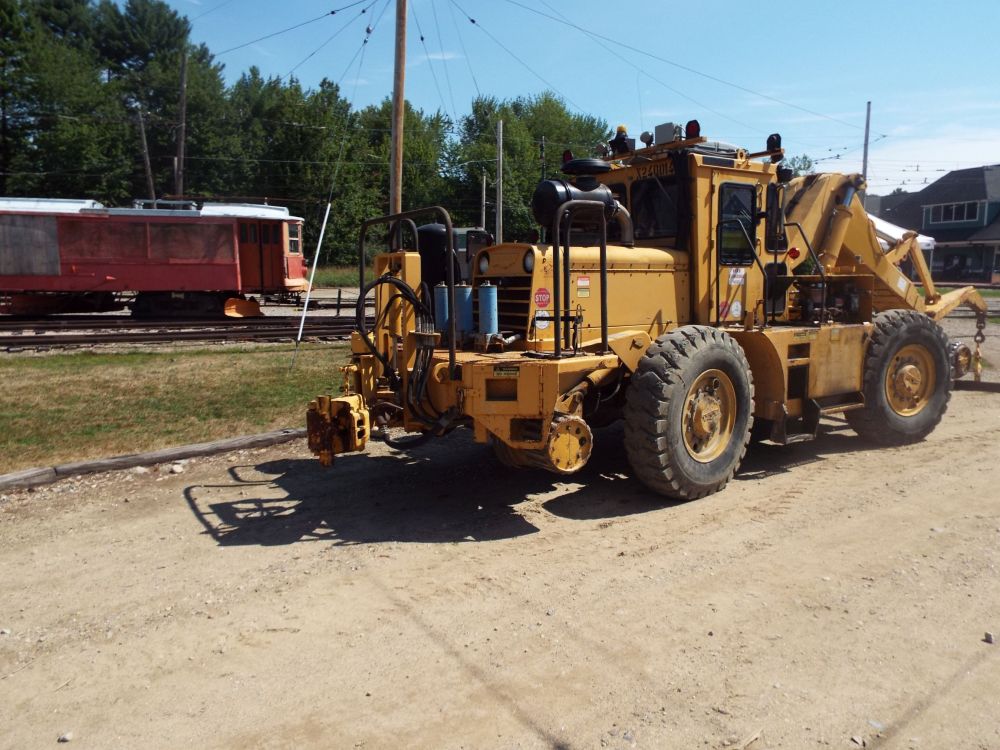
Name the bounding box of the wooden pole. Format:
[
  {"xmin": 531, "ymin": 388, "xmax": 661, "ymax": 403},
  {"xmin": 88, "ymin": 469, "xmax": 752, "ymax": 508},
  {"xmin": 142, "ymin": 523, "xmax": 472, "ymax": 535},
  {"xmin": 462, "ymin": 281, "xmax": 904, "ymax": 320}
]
[
  {"xmin": 480, "ymin": 170, "xmax": 486, "ymax": 228},
  {"xmin": 389, "ymin": 0, "xmax": 407, "ymax": 215},
  {"xmin": 861, "ymin": 100, "xmax": 871, "ymax": 200},
  {"xmin": 175, "ymin": 52, "xmax": 188, "ymax": 197},
  {"xmin": 495, "ymin": 119, "xmax": 503, "ymax": 243},
  {"xmin": 137, "ymin": 109, "xmax": 156, "ymax": 201}
]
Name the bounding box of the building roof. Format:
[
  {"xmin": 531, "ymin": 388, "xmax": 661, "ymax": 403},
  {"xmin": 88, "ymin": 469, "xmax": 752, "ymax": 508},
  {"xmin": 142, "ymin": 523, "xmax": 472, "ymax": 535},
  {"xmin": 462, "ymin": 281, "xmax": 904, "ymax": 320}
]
[
  {"xmin": 970, "ymin": 220, "xmax": 1000, "ymax": 242},
  {"xmin": 914, "ymin": 164, "xmax": 1000, "ymax": 204},
  {"xmin": 872, "ymin": 164, "xmax": 1000, "ymax": 245}
]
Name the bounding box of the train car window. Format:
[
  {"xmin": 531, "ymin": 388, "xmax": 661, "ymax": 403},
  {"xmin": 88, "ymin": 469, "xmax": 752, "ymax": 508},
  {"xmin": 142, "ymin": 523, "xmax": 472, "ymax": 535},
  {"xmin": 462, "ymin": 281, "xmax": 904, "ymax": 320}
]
[
  {"xmin": 288, "ymin": 223, "xmax": 301, "ymax": 253},
  {"xmin": 249, "ymin": 224, "xmax": 258, "ymax": 243},
  {"xmin": 150, "ymin": 224, "xmax": 230, "ymax": 260},
  {"xmin": 717, "ymin": 183, "xmax": 757, "ymax": 266},
  {"xmin": 631, "ymin": 177, "xmax": 679, "ymax": 240},
  {"xmin": 239, "ymin": 224, "xmax": 247, "ymax": 243}
]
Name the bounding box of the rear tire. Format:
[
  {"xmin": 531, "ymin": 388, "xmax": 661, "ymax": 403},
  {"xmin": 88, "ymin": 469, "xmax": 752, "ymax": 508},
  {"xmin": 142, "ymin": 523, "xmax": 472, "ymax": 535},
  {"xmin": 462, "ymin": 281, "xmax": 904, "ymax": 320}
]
[
  {"xmin": 624, "ymin": 326, "xmax": 754, "ymax": 500},
  {"xmin": 847, "ymin": 310, "xmax": 950, "ymax": 445}
]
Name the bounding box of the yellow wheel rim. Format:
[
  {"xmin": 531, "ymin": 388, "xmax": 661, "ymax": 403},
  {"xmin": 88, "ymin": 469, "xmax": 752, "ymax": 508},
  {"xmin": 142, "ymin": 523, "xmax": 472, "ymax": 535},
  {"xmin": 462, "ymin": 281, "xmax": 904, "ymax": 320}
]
[
  {"xmin": 682, "ymin": 369, "xmax": 737, "ymax": 463},
  {"xmin": 885, "ymin": 344, "xmax": 935, "ymax": 416}
]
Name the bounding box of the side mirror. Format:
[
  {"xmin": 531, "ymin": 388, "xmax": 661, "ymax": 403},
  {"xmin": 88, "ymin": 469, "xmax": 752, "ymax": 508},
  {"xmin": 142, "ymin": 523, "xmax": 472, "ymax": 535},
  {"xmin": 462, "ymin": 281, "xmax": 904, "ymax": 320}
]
[{"xmin": 765, "ymin": 182, "xmax": 785, "ymax": 252}]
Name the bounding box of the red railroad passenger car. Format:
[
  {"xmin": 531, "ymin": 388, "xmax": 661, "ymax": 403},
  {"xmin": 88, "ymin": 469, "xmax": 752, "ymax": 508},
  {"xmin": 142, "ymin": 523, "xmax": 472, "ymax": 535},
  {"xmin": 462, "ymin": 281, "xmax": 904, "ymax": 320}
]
[{"xmin": 0, "ymin": 198, "xmax": 308, "ymax": 316}]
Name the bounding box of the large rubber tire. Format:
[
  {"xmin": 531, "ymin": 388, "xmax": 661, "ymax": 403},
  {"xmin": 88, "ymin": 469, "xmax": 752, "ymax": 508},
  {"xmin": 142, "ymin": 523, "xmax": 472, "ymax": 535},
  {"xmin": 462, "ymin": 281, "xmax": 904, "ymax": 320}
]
[
  {"xmin": 624, "ymin": 326, "xmax": 754, "ymax": 500},
  {"xmin": 846, "ymin": 310, "xmax": 950, "ymax": 445}
]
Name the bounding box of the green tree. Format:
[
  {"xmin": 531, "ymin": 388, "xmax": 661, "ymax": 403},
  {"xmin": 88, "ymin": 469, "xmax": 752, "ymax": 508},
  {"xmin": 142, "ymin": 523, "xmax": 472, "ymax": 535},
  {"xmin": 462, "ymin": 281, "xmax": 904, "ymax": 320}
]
[
  {"xmin": 786, "ymin": 154, "xmax": 814, "ymax": 178},
  {"xmin": 0, "ymin": 0, "xmax": 29, "ymax": 194},
  {"xmin": 450, "ymin": 93, "xmax": 608, "ymax": 239},
  {"xmin": 5, "ymin": 1, "xmax": 131, "ymax": 200}
]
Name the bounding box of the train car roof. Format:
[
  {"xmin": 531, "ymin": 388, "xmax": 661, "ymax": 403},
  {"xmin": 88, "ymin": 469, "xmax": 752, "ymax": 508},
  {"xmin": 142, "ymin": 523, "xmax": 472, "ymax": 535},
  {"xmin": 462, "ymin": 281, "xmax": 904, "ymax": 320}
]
[
  {"xmin": 0, "ymin": 197, "xmax": 105, "ymax": 213},
  {"xmin": 0, "ymin": 198, "xmax": 301, "ymax": 222}
]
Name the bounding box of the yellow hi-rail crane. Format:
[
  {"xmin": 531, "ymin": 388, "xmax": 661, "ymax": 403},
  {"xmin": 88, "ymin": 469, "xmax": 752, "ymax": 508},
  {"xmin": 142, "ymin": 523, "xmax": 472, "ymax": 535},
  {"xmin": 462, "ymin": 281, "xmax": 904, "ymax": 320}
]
[{"xmin": 306, "ymin": 123, "xmax": 989, "ymax": 500}]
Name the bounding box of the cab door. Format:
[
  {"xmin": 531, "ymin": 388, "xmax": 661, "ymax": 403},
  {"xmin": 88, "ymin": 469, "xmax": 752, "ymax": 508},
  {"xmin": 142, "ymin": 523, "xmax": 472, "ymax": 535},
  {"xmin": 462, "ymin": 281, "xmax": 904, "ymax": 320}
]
[
  {"xmin": 261, "ymin": 222, "xmax": 283, "ymax": 288},
  {"xmin": 238, "ymin": 220, "xmax": 263, "ymax": 291},
  {"xmin": 714, "ymin": 182, "xmax": 760, "ymax": 325}
]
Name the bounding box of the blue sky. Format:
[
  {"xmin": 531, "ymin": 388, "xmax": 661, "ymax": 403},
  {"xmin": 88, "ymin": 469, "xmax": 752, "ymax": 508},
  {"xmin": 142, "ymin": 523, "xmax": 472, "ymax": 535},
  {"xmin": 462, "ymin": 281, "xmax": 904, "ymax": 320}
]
[{"xmin": 170, "ymin": 0, "xmax": 1000, "ymax": 195}]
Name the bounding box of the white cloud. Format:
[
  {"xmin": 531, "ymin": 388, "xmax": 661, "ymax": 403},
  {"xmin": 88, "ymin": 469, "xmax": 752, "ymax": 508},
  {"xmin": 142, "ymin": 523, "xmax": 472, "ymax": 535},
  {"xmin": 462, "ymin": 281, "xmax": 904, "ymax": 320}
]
[{"xmin": 410, "ymin": 51, "xmax": 462, "ymax": 67}]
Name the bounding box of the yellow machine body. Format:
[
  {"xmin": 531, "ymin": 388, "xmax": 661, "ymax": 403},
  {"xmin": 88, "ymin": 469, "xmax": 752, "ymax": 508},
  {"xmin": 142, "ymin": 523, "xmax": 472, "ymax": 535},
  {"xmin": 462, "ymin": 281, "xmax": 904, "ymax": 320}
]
[{"xmin": 306, "ymin": 128, "xmax": 990, "ymax": 497}]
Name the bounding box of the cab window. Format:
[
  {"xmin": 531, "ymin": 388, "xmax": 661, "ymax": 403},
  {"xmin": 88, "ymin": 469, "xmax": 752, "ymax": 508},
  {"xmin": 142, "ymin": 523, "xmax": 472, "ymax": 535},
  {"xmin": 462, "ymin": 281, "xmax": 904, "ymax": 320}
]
[
  {"xmin": 630, "ymin": 177, "xmax": 679, "ymax": 240},
  {"xmin": 717, "ymin": 183, "xmax": 756, "ymax": 266},
  {"xmin": 288, "ymin": 223, "xmax": 301, "ymax": 254}
]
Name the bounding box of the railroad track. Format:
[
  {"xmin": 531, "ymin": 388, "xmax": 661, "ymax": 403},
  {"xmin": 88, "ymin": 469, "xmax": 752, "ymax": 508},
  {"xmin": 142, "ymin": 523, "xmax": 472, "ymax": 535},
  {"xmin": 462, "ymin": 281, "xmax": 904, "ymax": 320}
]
[
  {"xmin": 0, "ymin": 316, "xmax": 368, "ymax": 350},
  {"xmin": 0, "ymin": 314, "xmax": 355, "ymax": 333}
]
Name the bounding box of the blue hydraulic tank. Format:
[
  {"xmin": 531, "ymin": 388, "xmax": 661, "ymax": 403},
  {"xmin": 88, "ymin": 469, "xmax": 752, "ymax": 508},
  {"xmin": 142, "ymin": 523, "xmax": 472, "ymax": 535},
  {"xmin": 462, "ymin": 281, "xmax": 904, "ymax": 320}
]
[
  {"xmin": 478, "ymin": 281, "xmax": 498, "ymax": 335},
  {"xmin": 455, "ymin": 284, "xmax": 474, "ymax": 337},
  {"xmin": 433, "ymin": 282, "xmax": 449, "ymax": 332}
]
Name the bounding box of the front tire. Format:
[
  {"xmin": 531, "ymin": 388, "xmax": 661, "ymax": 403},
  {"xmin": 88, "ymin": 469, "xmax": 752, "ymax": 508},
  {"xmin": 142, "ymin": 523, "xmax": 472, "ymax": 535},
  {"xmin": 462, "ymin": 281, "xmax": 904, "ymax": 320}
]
[
  {"xmin": 624, "ymin": 326, "xmax": 754, "ymax": 500},
  {"xmin": 847, "ymin": 310, "xmax": 950, "ymax": 444}
]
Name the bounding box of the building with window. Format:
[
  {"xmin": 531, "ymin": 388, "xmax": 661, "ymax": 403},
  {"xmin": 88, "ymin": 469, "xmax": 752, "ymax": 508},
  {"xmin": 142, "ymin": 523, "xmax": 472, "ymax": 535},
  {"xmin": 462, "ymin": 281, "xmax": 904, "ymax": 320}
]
[{"xmin": 866, "ymin": 164, "xmax": 1000, "ymax": 283}]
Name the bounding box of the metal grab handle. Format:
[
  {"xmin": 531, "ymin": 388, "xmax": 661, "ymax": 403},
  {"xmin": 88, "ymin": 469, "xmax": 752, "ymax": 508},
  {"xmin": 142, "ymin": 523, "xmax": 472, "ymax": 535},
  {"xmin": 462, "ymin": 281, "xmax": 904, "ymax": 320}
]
[{"xmin": 549, "ymin": 199, "xmax": 610, "ymax": 358}]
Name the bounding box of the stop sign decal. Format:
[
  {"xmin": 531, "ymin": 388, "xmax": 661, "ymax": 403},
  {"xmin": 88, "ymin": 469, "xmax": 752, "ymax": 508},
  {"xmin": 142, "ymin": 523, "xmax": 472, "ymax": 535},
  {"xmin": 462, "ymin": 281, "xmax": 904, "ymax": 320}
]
[{"xmin": 534, "ymin": 288, "xmax": 551, "ymax": 308}]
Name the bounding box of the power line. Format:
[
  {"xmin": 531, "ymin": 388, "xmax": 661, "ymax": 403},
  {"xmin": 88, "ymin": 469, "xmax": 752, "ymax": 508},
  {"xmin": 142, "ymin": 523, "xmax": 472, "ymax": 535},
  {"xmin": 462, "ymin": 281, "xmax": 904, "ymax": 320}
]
[
  {"xmin": 502, "ymin": 0, "xmax": 867, "ymax": 132},
  {"xmin": 536, "ymin": 0, "xmax": 761, "ymax": 136},
  {"xmin": 410, "ymin": 1, "xmax": 453, "ymax": 121},
  {"xmin": 448, "ymin": 0, "xmax": 582, "ymax": 111},
  {"xmin": 428, "ymin": 0, "xmax": 459, "ymax": 120},
  {"xmin": 216, "ymin": 3, "xmax": 368, "ymax": 56},
  {"xmin": 446, "ymin": 0, "xmax": 480, "ymax": 99},
  {"xmin": 191, "ymin": 0, "xmax": 237, "ymax": 22},
  {"xmin": 284, "ymin": 1, "xmax": 377, "ymax": 81}
]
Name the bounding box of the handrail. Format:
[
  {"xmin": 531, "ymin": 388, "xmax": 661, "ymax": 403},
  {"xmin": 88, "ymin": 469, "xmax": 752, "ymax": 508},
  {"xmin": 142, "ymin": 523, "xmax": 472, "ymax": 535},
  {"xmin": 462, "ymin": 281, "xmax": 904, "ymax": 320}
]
[
  {"xmin": 549, "ymin": 199, "xmax": 610, "ymax": 357},
  {"xmin": 358, "ymin": 207, "xmax": 457, "ymax": 378}
]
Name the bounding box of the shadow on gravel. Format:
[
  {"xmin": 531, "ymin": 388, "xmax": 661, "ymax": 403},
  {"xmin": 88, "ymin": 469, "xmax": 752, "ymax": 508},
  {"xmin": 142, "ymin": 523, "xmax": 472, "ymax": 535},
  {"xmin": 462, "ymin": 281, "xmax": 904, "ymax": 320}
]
[
  {"xmin": 182, "ymin": 424, "xmax": 661, "ymax": 547},
  {"xmin": 184, "ymin": 419, "xmax": 869, "ymax": 548}
]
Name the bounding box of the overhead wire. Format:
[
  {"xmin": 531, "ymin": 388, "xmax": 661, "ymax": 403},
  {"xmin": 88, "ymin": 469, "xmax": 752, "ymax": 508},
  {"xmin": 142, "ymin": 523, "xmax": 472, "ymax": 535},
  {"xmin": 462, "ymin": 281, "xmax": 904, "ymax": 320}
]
[
  {"xmin": 191, "ymin": 0, "xmax": 237, "ymax": 21},
  {"xmin": 283, "ymin": 1, "xmax": 378, "ymax": 81},
  {"xmin": 447, "ymin": 0, "xmax": 583, "ymax": 111},
  {"xmin": 216, "ymin": 3, "xmax": 368, "ymax": 56},
  {"xmin": 410, "ymin": 1, "xmax": 453, "ymax": 121},
  {"xmin": 535, "ymin": 0, "xmax": 761, "ymax": 136},
  {"xmin": 502, "ymin": 0, "xmax": 868, "ymax": 132},
  {"xmin": 446, "ymin": 0, "xmax": 480, "ymax": 99},
  {"xmin": 428, "ymin": 0, "xmax": 459, "ymax": 120}
]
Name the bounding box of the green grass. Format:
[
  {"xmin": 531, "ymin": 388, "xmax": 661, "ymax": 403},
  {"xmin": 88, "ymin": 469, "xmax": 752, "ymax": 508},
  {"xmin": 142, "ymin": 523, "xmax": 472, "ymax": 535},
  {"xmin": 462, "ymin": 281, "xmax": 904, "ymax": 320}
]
[
  {"xmin": 0, "ymin": 344, "xmax": 350, "ymax": 474},
  {"xmin": 925, "ymin": 285, "xmax": 1000, "ymax": 298},
  {"xmin": 310, "ymin": 265, "xmax": 376, "ymax": 288}
]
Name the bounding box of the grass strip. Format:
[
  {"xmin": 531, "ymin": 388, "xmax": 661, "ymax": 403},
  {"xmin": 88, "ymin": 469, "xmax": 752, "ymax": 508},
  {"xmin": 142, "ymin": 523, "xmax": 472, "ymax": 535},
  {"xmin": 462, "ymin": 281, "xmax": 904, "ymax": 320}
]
[{"xmin": 0, "ymin": 344, "xmax": 348, "ymax": 474}]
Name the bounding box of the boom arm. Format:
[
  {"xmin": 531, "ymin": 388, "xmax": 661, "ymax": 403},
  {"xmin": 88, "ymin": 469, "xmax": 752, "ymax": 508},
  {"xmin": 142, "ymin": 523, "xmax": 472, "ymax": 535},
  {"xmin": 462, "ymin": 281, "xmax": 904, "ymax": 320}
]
[{"xmin": 782, "ymin": 172, "xmax": 989, "ymax": 322}]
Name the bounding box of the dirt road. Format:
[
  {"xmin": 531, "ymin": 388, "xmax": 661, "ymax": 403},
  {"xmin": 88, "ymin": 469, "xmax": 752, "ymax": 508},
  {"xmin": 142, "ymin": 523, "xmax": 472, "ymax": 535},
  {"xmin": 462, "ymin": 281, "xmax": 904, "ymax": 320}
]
[{"xmin": 2, "ymin": 326, "xmax": 1000, "ymax": 749}]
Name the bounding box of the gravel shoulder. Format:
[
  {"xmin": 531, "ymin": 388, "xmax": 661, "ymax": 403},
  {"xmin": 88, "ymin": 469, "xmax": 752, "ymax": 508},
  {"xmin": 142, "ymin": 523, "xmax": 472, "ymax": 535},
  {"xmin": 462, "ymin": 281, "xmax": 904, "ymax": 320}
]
[{"xmin": 1, "ymin": 317, "xmax": 999, "ymax": 750}]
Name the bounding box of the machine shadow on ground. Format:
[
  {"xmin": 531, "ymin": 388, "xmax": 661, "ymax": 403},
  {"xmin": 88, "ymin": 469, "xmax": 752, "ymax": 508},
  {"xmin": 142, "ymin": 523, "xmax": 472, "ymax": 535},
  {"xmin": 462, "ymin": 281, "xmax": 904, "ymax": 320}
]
[{"xmin": 183, "ymin": 418, "xmax": 871, "ymax": 548}]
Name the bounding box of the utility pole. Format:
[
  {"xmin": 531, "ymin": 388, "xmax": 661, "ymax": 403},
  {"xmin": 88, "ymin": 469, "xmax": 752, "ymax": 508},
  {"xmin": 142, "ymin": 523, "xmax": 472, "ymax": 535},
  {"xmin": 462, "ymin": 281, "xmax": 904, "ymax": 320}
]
[
  {"xmin": 388, "ymin": 0, "xmax": 407, "ymax": 215},
  {"xmin": 495, "ymin": 119, "xmax": 503, "ymax": 243},
  {"xmin": 861, "ymin": 100, "xmax": 871, "ymax": 200},
  {"xmin": 174, "ymin": 52, "xmax": 188, "ymax": 197},
  {"xmin": 137, "ymin": 109, "xmax": 156, "ymax": 201},
  {"xmin": 480, "ymin": 170, "xmax": 486, "ymax": 229}
]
